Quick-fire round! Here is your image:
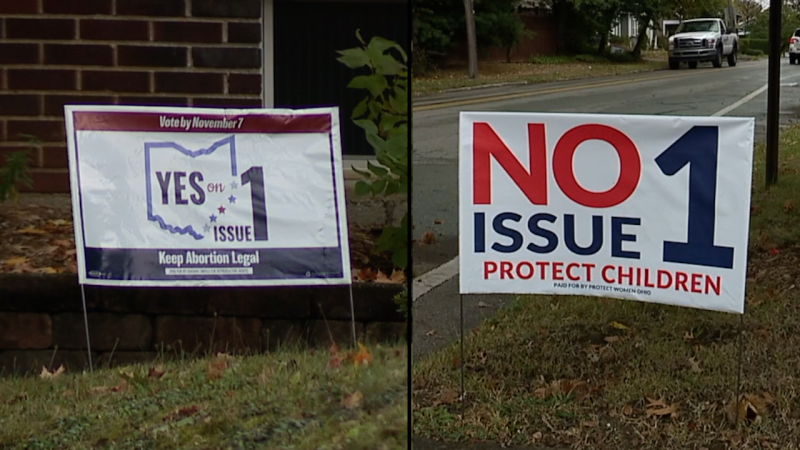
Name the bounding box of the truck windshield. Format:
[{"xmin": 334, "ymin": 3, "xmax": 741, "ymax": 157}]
[{"xmin": 675, "ymin": 21, "xmax": 720, "ymax": 33}]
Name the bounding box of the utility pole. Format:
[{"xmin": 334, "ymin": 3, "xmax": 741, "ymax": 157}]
[
  {"xmin": 463, "ymin": 0, "xmax": 478, "ymax": 78},
  {"xmin": 766, "ymin": 0, "xmax": 781, "ymax": 186}
]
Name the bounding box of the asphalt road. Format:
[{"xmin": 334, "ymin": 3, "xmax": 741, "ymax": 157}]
[
  {"xmin": 411, "ymin": 57, "xmax": 800, "ymax": 361},
  {"xmin": 410, "ymin": 56, "xmax": 800, "ymax": 450}
]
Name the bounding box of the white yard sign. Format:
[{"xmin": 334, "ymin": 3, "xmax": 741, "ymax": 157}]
[
  {"xmin": 459, "ymin": 112, "xmax": 754, "ymax": 314},
  {"xmin": 65, "ymin": 105, "xmax": 350, "ymax": 287}
]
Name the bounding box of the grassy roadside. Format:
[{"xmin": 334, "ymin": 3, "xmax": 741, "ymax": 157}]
[
  {"xmin": 1, "ymin": 343, "xmax": 407, "ymax": 449},
  {"xmin": 413, "ymin": 52, "xmax": 668, "ymax": 97},
  {"xmin": 412, "ymin": 126, "xmax": 800, "ymax": 449}
]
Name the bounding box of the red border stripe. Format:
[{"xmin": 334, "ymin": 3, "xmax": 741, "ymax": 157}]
[{"xmin": 72, "ymin": 111, "xmax": 332, "ymax": 133}]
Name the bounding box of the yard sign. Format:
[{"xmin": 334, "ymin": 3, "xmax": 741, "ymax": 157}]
[
  {"xmin": 65, "ymin": 105, "xmax": 350, "ymax": 287},
  {"xmin": 459, "ymin": 112, "xmax": 754, "ymax": 314}
]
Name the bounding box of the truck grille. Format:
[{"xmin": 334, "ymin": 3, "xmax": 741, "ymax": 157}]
[{"xmin": 676, "ymin": 38, "xmax": 702, "ymax": 48}]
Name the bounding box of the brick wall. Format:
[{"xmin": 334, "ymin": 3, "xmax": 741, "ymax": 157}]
[
  {"xmin": 0, "ymin": 0, "xmax": 263, "ymax": 193},
  {"xmin": 0, "ymin": 274, "xmax": 407, "ymax": 374}
]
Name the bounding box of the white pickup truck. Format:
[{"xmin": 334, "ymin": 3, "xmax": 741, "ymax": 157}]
[{"xmin": 668, "ymin": 18, "xmax": 738, "ymax": 70}]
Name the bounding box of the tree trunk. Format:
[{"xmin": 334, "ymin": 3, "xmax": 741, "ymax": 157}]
[
  {"xmin": 463, "ymin": 0, "xmax": 478, "ymax": 78},
  {"xmin": 632, "ymin": 16, "xmax": 650, "ymax": 58},
  {"xmin": 506, "ymin": 46, "xmax": 512, "ymax": 63}
]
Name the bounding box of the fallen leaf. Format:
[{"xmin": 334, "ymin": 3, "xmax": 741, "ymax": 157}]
[
  {"xmin": 688, "ymin": 357, "xmax": 702, "ymax": 373},
  {"xmin": 425, "ymin": 329, "xmax": 437, "ymax": 336},
  {"xmin": 2, "ymin": 256, "xmax": 28, "ymax": 266},
  {"xmin": 477, "ymin": 301, "xmax": 489, "ymax": 308},
  {"xmin": 421, "ymin": 230, "xmax": 436, "ymax": 245},
  {"xmin": 342, "ymin": 391, "xmax": 364, "ymax": 409},
  {"xmin": 329, "ymin": 343, "xmax": 342, "ymax": 368},
  {"xmin": 434, "ymin": 218, "xmax": 444, "ymax": 224},
  {"xmin": 622, "ymin": 404, "xmax": 634, "ymax": 416},
  {"xmin": 206, "ymin": 355, "xmax": 227, "ymax": 380},
  {"xmin": 353, "ymin": 342, "xmax": 373, "ymax": 366},
  {"xmin": 433, "ymin": 388, "xmax": 460, "ymax": 406},
  {"xmin": 148, "ymin": 366, "xmax": 165, "ymax": 379},
  {"xmin": 646, "ymin": 396, "xmax": 668, "ymax": 408},
  {"xmin": 532, "ymin": 431, "xmax": 543, "ymax": 440},
  {"xmin": 17, "ymin": 227, "xmax": 47, "ymax": 235},
  {"xmin": 646, "ymin": 403, "xmax": 679, "ymax": 418},
  {"xmin": 354, "ymin": 267, "xmax": 377, "ymax": 282},
  {"xmin": 40, "ymin": 365, "xmax": 65, "ymax": 380},
  {"xmin": 785, "ymin": 200, "xmax": 794, "ymax": 212},
  {"xmin": 52, "ymin": 239, "xmax": 74, "ymax": 249},
  {"xmin": 683, "ymin": 331, "xmax": 695, "ymax": 342},
  {"xmin": 375, "ymin": 271, "xmax": 393, "ymax": 283},
  {"xmin": 390, "ymin": 269, "xmax": 406, "ymax": 283},
  {"xmin": 604, "ymin": 336, "xmax": 621, "ymax": 343},
  {"xmin": 609, "ymin": 321, "xmax": 629, "ymax": 330},
  {"xmin": 770, "ymin": 248, "xmax": 780, "ymax": 256}
]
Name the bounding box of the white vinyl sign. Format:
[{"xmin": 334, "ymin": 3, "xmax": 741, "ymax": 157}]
[
  {"xmin": 459, "ymin": 112, "xmax": 754, "ymax": 314},
  {"xmin": 65, "ymin": 105, "xmax": 350, "ymax": 287}
]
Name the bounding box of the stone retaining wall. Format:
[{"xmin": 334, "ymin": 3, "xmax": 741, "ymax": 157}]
[{"xmin": 0, "ymin": 274, "xmax": 406, "ymax": 375}]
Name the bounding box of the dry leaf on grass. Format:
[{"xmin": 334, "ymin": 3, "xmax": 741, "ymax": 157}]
[
  {"xmin": 375, "ymin": 271, "xmax": 393, "ymax": 283},
  {"xmin": 433, "ymin": 388, "xmax": 460, "ymax": 406},
  {"xmin": 353, "ymin": 342, "xmax": 372, "ymax": 366},
  {"xmin": 622, "ymin": 404, "xmax": 634, "ymax": 416},
  {"xmin": 206, "ymin": 355, "xmax": 228, "ymax": 380},
  {"xmin": 421, "ymin": 231, "xmax": 436, "ymax": 245},
  {"xmin": 725, "ymin": 393, "xmax": 777, "ymax": 425},
  {"xmin": 2, "ymin": 256, "xmax": 28, "ymax": 267},
  {"xmin": 40, "ymin": 365, "xmax": 65, "ymax": 380},
  {"xmin": 425, "ymin": 330, "xmax": 437, "ymax": 336},
  {"xmin": 342, "ymin": 391, "xmax": 364, "ymax": 409},
  {"xmin": 477, "ymin": 301, "xmax": 489, "ymax": 308},
  {"xmin": 785, "ymin": 200, "xmax": 795, "ymax": 212},
  {"xmin": 534, "ymin": 379, "xmax": 589, "ymax": 400},
  {"xmin": 688, "ymin": 357, "xmax": 702, "ymax": 373},
  {"xmin": 148, "ymin": 366, "xmax": 165, "ymax": 379},
  {"xmin": 604, "ymin": 336, "xmax": 621, "ymax": 343},
  {"xmin": 609, "ymin": 321, "xmax": 629, "ymax": 330},
  {"xmin": 329, "ymin": 343, "xmax": 342, "ymax": 368},
  {"xmin": 17, "ymin": 227, "xmax": 47, "ymax": 235},
  {"xmin": 434, "ymin": 218, "xmax": 444, "ymax": 224},
  {"xmin": 645, "ymin": 397, "xmax": 679, "ymax": 418},
  {"xmin": 354, "ymin": 267, "xmax": 377, "ymax": 282}
]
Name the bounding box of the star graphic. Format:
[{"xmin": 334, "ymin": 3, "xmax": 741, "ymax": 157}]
[
  {"xmin": 218, "ymin": 205, "xmax": 226, "ymax": 214},
  {"xmin": 209, "ymin": 214, "xmax": 217, "ymax": 223},
  {"xmin": 230, "ymin": 180, "xmax": 238, "ymax": 189},
  {"xmin": 228, "ymin": 195, "xmax": 236, "ymax": 204},
  {"xmin": 203, "ymin": 224, "xmax": 211, "ymax": 233}
]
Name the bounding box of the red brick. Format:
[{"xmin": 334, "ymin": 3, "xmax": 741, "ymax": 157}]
[
  {"xmin": 118, "ymin": 96, "xmax": 190, "ymax": 106},
  {"xmin": 0, "ymin": 43, "xmax": 40, "ymax": 64},
  {"xmin": 6, "ymin": 18, "xmax": 75, "ymax": 40},
  {"xmin": 42, "ymin": 145, "xmax": 68, "ymax": 168},
  {"xmin": 0, "ymin": 94, "xmax": 41, "ymax": 116},
  {"xmin": 228, "ymin": 74, "xmax": 261, "ymax": 95},
  {"xmin": 192, "ymin": 0, "xmax": 260, "ymax": 18},
  {"xmin": 24, "ymin": 170, "xmax": 70, "ymax": 193},
  {"xmin": 155, "ymin": 316, "xmax": 262, "ymax": 354},
  {"xmin": 80, "ymin": 19, "xmax": 149, "ymax": 41},
  {"xmin": 82, "ymin": 71, "xmax": 150, "ymax": 92},
  {"xmin": 44, "ymin": 94, "xmax": 116, "ymax": 116},
  {"xmin": 118, "ymin": 45, "xmax": 187, "ymax": 67},
  {"xmin": 117, "ymin": 0, "xmax": 185, "ymax": 17},
  {"xmin": 0, "ymin": 0, "xmax": 39, "ymax": 14},
  {"xmin": 7, "ymin": 120, "xmax": 65, "ymax": 143},
  {"xmin": 8, "ymin": 69, "xmax": 77, "ymax": 91},
  {"xmin": 44, "ymin": 44, "xmax": 114, "ymax": 66},
  {"xmin": 43, "ymin": 0, "xmax": 112, "ymax": 15},
  {"xmin": 0, "ymin": 146, "xmax": 31, "ymax": 165},
  {"xmin": 192, "ymin": 47, "xmax": 260, "ymax": 68},
  {"xmin": 228, "ymin": 22, "xmax": 261, "ymax": 44},
  {"xmin": 155, "ymin": 72, "xmax": 223, "ymax": 94},
  {"xmin": 0, "ymin": 313, "xmax": 52, "ymax": 349},
  {"xmin": 192, "ymin": 97, "xmax": 262, "ymax": 108},
  {"xmin": 153, "ymin": 21, "xmax": 223, "ymax": 43}
]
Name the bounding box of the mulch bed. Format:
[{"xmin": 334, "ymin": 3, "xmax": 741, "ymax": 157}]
[{"xmin": 0, "ymin": 198, "xmax": 399, "ymax": 280}]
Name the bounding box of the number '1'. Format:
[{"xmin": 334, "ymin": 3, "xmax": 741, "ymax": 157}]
[
  {"xmin": 241, "ymin": 166, "xmax": 268, "ymax": 241},
  {"xmin": 655, "ymin": 126, "xmax": 733, "ymax": 269}
]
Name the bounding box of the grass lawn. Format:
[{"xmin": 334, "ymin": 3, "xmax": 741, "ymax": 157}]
[
  {"xmin": 412, "ymin": 126, "xmax": 800, "ymax": 449},
  {"xmin": 0, "ymin": 343, "xmax": 407, "ymax": 449},
  {"xmin": 412, "ymin": 52, "xmax": 668, "ymax": 97}
]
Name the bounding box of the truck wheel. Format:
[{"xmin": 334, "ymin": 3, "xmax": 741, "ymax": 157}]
[
  {"xmin": 712, "ymin": 46, "xmax": 723, "ymax": 68},
  {"xmin": 727, "ymin": 46, "xmax": 737, "ymax": 67},
  {"xmin": 669, "ymin": 59, "xmax": 679, "ymax": 70},
  {"xmin": 688, "ymin": 61, "xmax": 698, "ymax": 69}
]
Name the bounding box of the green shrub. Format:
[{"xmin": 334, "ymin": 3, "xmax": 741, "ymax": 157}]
[
  {"xmin": 744, "ymin": 38, "xmax": 770, "ymax": 54},
  {"xmin": 0, "ymin": 136, "xmax": 34, "ymax": 203},
  {"xmin": 607, "ymin": 51, "xmax": 637, "ymax": 63},
  {"xmin": 743, "ymin": 49, "xmax": 764, "ymax": 56},
  {"xmin": 657, "ymin": 36, "xmax": 668, "ymax": 50},
  {"xmin": 574, "ymin": 54, "xmax": 606, "ymax": 63},
  {"xmin": 529, "ymin": 55, "xmax": 574, "ymax": 64}
]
